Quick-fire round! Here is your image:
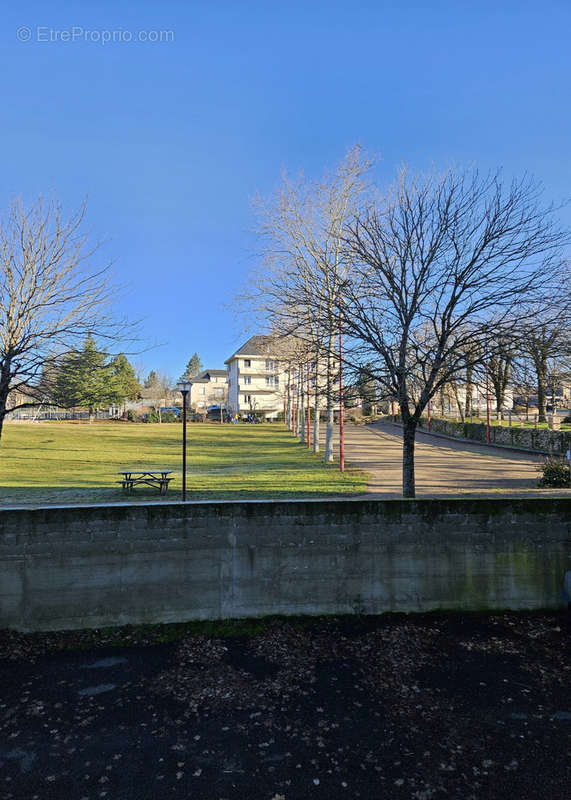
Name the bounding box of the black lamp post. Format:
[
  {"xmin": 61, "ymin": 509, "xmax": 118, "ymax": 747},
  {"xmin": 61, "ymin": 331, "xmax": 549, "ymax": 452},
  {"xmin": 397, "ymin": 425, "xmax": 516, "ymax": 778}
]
[{"xmin": 176, "ymin": 381, "xmax": 191, "ymax": 501}]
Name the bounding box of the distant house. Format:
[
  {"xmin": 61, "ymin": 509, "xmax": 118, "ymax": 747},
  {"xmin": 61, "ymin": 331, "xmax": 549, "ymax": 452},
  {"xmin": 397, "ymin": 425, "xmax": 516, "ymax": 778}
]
[
  {"xmin": 225, "ymin": 336, "xmax": 283, "ymax": 419},
  {"xmin": 189, "ymin": 369, "xmax": 228, "ymax": 410},
  {"xmin": 121, "ymin": 386, "xmax": 168, "ymax": 416}
]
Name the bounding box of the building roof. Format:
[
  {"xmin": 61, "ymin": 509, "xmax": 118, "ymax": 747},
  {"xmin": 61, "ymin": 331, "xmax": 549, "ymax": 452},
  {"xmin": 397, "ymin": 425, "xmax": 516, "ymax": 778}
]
[
  {"xmin": 189, "ymin": 369, "xmax": 227, "ymax": 384},
  {"xmin": 224, "ymin": 335, "xmax": 275, "ymax": 364}
]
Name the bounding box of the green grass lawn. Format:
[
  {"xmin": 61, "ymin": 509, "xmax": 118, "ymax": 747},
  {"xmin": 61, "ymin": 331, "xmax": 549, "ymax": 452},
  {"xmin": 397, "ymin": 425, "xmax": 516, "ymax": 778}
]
[
  {"xmin": 0, "ymin": 422, "xmax": 367, "ymax": 506},
  {"xmin": 490, "ymin": 420, "xmax": 571, "ymax": 430}
]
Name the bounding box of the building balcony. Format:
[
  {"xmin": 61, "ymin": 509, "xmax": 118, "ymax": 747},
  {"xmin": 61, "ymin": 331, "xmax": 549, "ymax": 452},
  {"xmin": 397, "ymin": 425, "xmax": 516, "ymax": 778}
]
[
  {"xmin": 239, "ymin": 367, "xmax": 279, "ymax": 377},
  {"xmin": 238, "ymin": 385, "xmax": 279, "ymax": 394}
]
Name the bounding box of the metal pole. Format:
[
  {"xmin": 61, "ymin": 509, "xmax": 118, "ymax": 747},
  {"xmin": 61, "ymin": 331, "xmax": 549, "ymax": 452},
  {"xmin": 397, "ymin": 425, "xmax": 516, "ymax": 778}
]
[
  {"xmin": 291, "ymin": 369, "xmax": 296, "ymax": 436},
  {"xmin": 485, "ymin": 359, "xmax": 491, "ymax": 444},
  {"xmin": 286, "ymin": 368, "xmax": 290, "ymax": 428},
  {"xmin": 339, "ymin": 299, "xmax": 344, "ymax": 472},
  {"xmin": 306, "ymin": 346, "xmax": 311, "ymax": 448},
  {"xmin": 182, "ymin": 390, "xmax": 187, "ymax": 501}
]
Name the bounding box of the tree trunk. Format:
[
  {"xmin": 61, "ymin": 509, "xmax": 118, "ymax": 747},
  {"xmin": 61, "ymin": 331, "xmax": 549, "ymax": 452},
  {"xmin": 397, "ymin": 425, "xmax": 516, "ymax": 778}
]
[
  {"xmin": 0, "ymin": 401, "xmax": 7, "ymax": 443},
  {"xmin": 325, "ymin": 406, "xmax": 334, "ymax": 461},
  {"xmin": 537, "ymin": 369, "xmax": 547, "ymax": 422},
  {"xmin": 313, "ymin": 366, "xmax": 320, "ymax": 453},
  {"xmin": 465, "ymin": 364, "xmax": 473, "ymax": 418},
  {"xmin": 451, "ymin": 382, "xmax": 465, "ymax": 422},
  {"xmin": 402, "ymin": 419, "xmax": 417, "ymax": 498},
  {"xmin": 0, "ymin": 359, "xmax": 11, "ymax": 443}
]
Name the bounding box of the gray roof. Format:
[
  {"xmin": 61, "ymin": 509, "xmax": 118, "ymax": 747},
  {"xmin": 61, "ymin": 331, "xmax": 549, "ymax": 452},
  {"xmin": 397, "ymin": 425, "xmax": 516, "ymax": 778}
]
[
  {"xmin": 189, "ymin": 369, "xmax": 227, "ymax": 384},
  {"xmin": 225, "ymin": 335, "xmax": 275, "ymax": 363}
]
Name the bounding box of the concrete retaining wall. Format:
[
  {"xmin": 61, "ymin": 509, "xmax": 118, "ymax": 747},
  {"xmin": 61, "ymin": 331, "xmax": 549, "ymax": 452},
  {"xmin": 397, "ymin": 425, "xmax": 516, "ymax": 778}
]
[
  {"xmin": 1, "ymin": 498, "xmax": 570, "ymax": 632},
  {"xmin": 420, "ymin": 416, "xmax": 571, "ymax": 452}
]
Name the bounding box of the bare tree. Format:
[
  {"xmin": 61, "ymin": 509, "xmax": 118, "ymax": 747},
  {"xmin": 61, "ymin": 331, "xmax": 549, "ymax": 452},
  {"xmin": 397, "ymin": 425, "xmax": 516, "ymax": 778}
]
[
  {"xmin": 510, "ymin": 355, "xmax": 538, "ymax": 416},
  {"xmin": 521, "ymin": 297, "xmax": 571, "ymax": 421},
  {"xmin": 249, "ymin": 145, "xmax": 373, "ymax": 460},
  {"xmin": 144, "ymin": 371, "xmax": 173, "ymax": 422},
  {"xmin": 488, "ymin": 338, "xmax": 515, "ymax": 414},
  {"xmin": 341, "ymin": 167, "xmax": 569, "ymax": 496},
  {"xmin": 0, "ymin": 197, "xmax": 128, "ymax": 441}
]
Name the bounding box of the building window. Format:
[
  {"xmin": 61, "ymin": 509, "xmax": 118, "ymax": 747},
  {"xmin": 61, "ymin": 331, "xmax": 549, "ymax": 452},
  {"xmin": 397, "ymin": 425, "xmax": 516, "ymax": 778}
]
[
  {"xmin": 244, "ymin": 376, "xmax": 251, "ymax": 385},
  {"xmin": 200, "ymin": 387, "xmax": 205, "ymax": 395},
  {"xmin": 265, "ymin": 359, "xmax": 276, "ymax": 370},
  {"xmin": 265, "ymin": 376, "xmax": 279, "ymax": 387},
  {"xmin": 244, "ymin": 394, "xmax": 251, "ymax": 404},
  {"xmin": 244, "ymin": 359, "xmax": 251, "ymax": 367}
]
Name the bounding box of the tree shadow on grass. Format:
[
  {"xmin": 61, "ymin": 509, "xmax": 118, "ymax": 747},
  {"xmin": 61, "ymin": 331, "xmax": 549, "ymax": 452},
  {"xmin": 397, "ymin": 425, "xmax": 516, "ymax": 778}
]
[{"xmin": 0, "ymin": 483, "xmax": 367, "ymax": 507}]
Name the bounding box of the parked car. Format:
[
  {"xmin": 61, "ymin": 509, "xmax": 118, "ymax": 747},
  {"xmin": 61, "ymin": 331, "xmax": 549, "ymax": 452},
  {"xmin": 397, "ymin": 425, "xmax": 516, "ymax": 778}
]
[
  {"xmin": 206, "ymin": 404, "xmax": 227, "ymax": 420},
  {"xmin": 159, "ymin": 406, "xmax": 181, "ymax": 418}
]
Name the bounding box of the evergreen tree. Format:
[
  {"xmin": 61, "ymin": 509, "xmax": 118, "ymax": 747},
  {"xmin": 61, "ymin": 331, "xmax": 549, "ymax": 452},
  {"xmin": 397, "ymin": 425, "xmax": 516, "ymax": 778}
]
[
  {"xmin": 53, "ymin": 335, "xmax": 120, "ymax": 421},
  {"xmin": 110, "ymin": 354, "xmax": 141, "ymax": 402},
  {"xmin": 179, "ymin": 353, "xmax": 203, "ymax": 381},
  {"xmin": 144, "ymin": 370, "xmax": 158, "ymax": 389}
]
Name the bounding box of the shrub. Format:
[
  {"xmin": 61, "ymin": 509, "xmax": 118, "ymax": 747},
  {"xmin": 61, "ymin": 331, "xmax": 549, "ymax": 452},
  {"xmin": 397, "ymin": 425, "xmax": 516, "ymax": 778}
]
[
  {"xmin": 126, "ymin": 409, "xmax": 138, "ymax": 422},
  {"xmin": 537, "ymin": 457, "xmax": 570, "ymax": 488},
  {"xmin": 143, "ymin": 410, "xmax": 160, "ymax": 423},
  {"xmin": 563, "ymin": 414, "xmax": 571, "ymax": 423},
  {"xmin": 160, "ymin": 411, "xmax": 179, "ymax": 423}
]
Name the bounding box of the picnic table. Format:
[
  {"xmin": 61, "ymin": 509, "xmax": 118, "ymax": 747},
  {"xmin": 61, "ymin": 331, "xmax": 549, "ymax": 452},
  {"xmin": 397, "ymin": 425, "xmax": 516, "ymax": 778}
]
[{"xmin": 117, "ymin": 470, "xmax": 173, "ymax": 496}]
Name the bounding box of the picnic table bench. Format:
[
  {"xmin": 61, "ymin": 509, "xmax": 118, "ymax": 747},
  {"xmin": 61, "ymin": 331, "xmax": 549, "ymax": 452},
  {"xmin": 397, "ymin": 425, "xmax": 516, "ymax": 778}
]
[{"xmin": 117, "ymin": 470, "xmax": 173, "ymax": 495}]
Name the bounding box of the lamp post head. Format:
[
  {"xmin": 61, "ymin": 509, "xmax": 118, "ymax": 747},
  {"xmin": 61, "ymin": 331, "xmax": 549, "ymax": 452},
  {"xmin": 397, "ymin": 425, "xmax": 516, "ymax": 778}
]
[{"xmin": 176, "ymin": 381, "xmax": 191, "ymax": 395}]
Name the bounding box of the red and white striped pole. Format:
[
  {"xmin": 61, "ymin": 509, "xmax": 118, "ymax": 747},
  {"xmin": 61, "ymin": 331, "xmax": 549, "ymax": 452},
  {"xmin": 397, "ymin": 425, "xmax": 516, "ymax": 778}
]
[
  {"xmin": 291, "ymin": 368, "xmax": 296, "ymax": 436},
  {"xmin": 485, "ymin": 359, "xmax": 491, "ymax": 443},
  {"xmin": 339, "ymin": 299, "xmax": 344, "ymax": 472},
  {"xmin": 306, "ymin": 346, "xmax": 311, "ymax": 448}
]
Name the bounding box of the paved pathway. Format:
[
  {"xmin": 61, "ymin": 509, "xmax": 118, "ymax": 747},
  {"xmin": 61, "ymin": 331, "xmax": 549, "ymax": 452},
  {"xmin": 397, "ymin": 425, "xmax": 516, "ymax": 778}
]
[{"xmin": 320, "ymin": 421, "xmax": 567, "ymax": 498}]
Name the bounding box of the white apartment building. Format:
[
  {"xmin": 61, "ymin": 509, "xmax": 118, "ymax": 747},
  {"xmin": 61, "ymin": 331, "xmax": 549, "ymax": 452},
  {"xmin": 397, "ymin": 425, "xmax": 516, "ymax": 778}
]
[{"xmin": 225, "ymin": 336, "xmax": 283, "ymax": 419}]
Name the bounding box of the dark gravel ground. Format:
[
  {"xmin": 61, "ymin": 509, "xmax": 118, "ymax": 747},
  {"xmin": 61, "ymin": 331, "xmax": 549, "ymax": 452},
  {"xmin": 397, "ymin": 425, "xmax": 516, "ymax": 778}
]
[{"xmin": 1, "ymin": 612, "xmax": 570, "ymax": 800}]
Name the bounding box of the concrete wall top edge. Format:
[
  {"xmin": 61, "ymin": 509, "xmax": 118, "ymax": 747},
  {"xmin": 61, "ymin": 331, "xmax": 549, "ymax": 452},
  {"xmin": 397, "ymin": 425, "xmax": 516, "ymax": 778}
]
[{"xmin": 0, "ymin": 495, "xmax": 569, "ymax": 528}]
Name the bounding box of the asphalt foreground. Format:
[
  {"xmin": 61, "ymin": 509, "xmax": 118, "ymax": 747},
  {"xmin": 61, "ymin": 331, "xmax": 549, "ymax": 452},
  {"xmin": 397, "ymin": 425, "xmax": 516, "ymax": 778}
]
[{"xmin": 1, "ymin": 613, "xmax": 570, "ymax": 800}]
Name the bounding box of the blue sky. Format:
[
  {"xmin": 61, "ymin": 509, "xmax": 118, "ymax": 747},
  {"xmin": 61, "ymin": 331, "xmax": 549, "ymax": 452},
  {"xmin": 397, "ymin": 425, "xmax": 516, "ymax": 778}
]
[{"xmin": 1, "ymin": 1, "xmax": 570, "ymax": 381}]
